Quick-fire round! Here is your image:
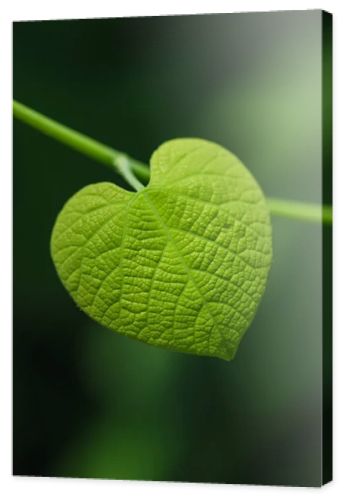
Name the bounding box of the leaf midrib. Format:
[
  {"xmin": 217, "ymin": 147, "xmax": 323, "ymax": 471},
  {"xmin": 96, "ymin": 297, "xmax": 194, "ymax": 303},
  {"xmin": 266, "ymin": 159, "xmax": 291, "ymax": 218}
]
[{"xmin": 141, "ymin": 189, "xmax": 233, "ymax": 354}]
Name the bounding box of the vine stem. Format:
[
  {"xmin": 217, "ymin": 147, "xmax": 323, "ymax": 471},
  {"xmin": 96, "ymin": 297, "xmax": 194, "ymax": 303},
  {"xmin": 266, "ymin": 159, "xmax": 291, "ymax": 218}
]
[
  {"xmin": 13, "ymin": 100, "xmax": 332, "ymax": 224},
  {"xmin": 13, "ymin": 100, "xmax": 148, "ymax": 190},
  {"xmin": 267, "ymin": 198, "xmax": 332, "ymax": 224}
]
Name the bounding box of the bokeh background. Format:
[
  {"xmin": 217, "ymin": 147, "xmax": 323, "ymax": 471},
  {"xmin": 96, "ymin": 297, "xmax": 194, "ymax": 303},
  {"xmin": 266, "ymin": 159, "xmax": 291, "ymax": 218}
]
[{"xmin": 13, "ymin": 11, "xmax": 330, "ymax": 486}]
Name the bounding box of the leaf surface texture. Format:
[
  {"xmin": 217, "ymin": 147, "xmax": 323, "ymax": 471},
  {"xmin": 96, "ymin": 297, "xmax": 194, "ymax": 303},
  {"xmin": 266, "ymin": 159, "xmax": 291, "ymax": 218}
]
[{"xmin": 51, "ymin": 139, "xmax": 272, "ymax": 360}]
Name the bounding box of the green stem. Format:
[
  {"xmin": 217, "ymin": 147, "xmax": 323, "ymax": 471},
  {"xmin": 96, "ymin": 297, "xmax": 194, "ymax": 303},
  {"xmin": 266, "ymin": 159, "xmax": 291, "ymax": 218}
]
[
  {"xmin": 268, "ymin": 198, "xmax": 332, "ymax": 224},
  {"xmin": 13, "ymin": 100, "xmax": 332, "ymax": 223},
  {"xmin": 13, "ymin": 100, "xmax": 148, "ymax": 190},
  {"xmin": 116, "ymin": 155, "xmax": 144, "ymax": 192}
]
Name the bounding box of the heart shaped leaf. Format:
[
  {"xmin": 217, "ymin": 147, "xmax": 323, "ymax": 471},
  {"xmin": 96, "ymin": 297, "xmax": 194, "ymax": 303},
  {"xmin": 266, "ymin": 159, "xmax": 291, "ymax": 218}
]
[{"xmin": 51, "ymin": 139, "xmax": 272, "ymax": 360}]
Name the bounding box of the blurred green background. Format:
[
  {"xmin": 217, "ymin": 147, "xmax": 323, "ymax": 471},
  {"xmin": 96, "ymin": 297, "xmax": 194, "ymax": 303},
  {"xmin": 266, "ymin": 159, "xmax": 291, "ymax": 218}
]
[{"xmin": 13, "ymin": 11, "xmax": 327, "ymax": 486}]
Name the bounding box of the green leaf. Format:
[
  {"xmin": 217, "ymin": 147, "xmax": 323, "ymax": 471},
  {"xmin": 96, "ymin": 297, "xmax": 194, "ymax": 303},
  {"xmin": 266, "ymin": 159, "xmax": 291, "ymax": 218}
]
[{"xmin": 51, "ymin": 138, "xmax": 272, "ymax": 360}]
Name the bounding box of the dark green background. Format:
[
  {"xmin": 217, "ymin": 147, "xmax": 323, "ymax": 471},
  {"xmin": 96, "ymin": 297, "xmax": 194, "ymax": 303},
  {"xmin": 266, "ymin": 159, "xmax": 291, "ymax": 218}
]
[{"xmin": 13, "ymin": 11, "xmax": 328, "ymax": 486}]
